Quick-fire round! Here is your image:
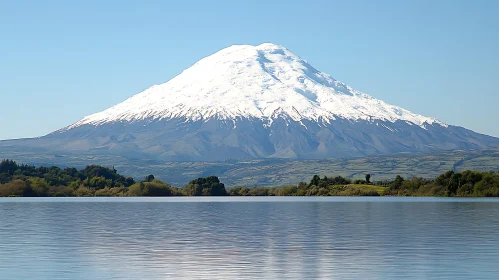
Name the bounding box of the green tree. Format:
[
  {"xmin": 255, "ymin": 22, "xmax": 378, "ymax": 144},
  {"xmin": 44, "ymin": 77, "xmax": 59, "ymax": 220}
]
[
  {"xmin": 278, "ymin": 185, "xmax": 297, "ymax": 196},
  {"xmin": 309, "ymin": 175, "xmax": 320, "ymax": 187},
  {"xmin": 128, "ymin": 182, "xmax": 147, "ymax": 196},
  {"xmin": 125, "ymin": 177, "xmax": 136, "ymax": 187},
  {"xmin": 88, "ymin": 176, "xmax": 112, "ymax": 190},
  {"xmin": 248, "ymin": 187, "xmax": 268, "ymax": 196},
  {"xmin": 297, "ymin": 182, "xmax": 309, "ymax": 196},
  {"xmin": 184, "ymin": 176, "xmax": 227, "ymax": 196},
  {"xmin": 238, "ymin": 187, "xmax": 250, "ymax": 196},
  {"xmin": 29, "ymin": 178, "xmax": 49, "ymax": 197},
  {"xmin": 74, "ymin": 186, "xmax": 93, "ymax": 197},
  {"xmin": 146, "ymin": 180, "xmax": 177, "ymax": 196},
  {"xmin": 392, "ymin": 175, "xmax": 405, "ymax": 189},
  {"xmin": 144, "ymin": 174, "xmax": 155, "ymax": 182},
  {"xmin": 0, "ymin": 159, "xmax": 19, "ymax": 175},
  {"xmin": 474, "ymin": 173, "xmax": 499, "ymax": 197},
  {"xmin": 227, "ymin": 186, "xmax": 242, "ymax": 196},
  {"xmin": 0, "ymin": 180, "xmax": 26, "ymax": 197}
]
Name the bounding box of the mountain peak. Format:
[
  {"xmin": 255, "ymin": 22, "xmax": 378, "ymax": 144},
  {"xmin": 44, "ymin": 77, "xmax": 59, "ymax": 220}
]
[
  {"xmin": 217, "ymin": 42, "xmax": 289, "ymax": 54},
  {"xmin": 66, "ymin": 43, "xmax": 443, "ymax": 130},
  {"xmin": 255, "ymin": 42, "xmax": 292, "ymax": 53},
  {"xmin": 20, "ymin": 43, "xmax": 499, "ymax": 161},
  {"xmin": 256, "ymin": 42, "xmax": 284, "ymax": 48}
]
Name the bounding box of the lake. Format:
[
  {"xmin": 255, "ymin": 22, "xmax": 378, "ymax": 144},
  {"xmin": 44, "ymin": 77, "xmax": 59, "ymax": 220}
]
[{"xmin": 1, "ymin": 197, "xmax": 499, "ymax": 279}]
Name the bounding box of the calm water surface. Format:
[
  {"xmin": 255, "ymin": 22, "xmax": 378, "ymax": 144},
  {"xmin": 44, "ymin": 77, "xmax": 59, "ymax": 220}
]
[{"xmin": 1, "ymin": 197, "xmax": 499, "ymax": 280}]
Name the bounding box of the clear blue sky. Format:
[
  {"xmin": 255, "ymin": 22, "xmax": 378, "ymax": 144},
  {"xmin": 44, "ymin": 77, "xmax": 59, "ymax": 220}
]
[{"xmin": 1, "ymin": 0, "xmax": 498, "ymax": 140}]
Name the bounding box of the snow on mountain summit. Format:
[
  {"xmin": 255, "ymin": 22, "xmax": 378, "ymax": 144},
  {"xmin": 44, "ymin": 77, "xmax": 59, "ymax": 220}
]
[
  {"xmin": 15, "ymin": 43, "xmax": 499, "ymax": 161},
  {"xmin": 68, "ymin": 43, "xmax": 443, "ymax": 129}
]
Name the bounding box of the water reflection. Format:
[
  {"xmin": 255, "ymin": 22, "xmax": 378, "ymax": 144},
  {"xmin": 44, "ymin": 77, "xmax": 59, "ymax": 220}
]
[{"xmin": 0, "ymin": 198, "xmax": 499, "ymax": 279}]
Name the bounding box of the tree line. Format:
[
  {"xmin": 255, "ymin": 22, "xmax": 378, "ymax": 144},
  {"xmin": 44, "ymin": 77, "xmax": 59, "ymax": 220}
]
[
  {"xmin": 0, "ymin": 159, "xmax": 498, "ymax": 197},
  {"xmin": 0, "ymin": 159, "xmax": 227, "ymax": 197}
]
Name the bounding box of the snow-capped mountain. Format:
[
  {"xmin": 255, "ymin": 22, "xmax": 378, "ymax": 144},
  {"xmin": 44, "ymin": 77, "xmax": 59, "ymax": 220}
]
[
  {"xmin": 66, "ymin": 43, "xmax": 440, "ymax": 129},
  {"xmin": 3, "ymin": 43, "xmax": 499, "ymax": 161}
]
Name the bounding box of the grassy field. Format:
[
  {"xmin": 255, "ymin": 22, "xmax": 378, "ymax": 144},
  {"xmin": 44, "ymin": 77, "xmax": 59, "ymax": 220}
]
[
  {"xmin": 345, "ymin": 184, "xmax": 387, "ymax": 195},
  {"xmin": 324, "ymin": 184, "xmax": 387, "ymax": 196},
  {"xmin": 1, "ymin": 148, "xmax": 499, "ymax": 187}
]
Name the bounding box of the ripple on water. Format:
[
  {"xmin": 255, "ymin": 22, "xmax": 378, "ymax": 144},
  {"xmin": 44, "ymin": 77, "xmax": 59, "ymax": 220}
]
[{"xmin": 0, "ymin": 198, "xmax": 499, "ymax": 279}]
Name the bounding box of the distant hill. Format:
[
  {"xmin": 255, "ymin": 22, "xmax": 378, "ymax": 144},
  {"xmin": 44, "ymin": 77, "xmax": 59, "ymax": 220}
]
[{"xmin": 1, "ymin": 148, "xmax": 498, "ymax": 187}]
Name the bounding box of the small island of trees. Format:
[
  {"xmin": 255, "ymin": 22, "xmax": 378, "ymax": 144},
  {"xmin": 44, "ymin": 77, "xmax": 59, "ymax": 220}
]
[{"xmin": 0, "ymin": 159, "xmax": 498, "ymax": 197}]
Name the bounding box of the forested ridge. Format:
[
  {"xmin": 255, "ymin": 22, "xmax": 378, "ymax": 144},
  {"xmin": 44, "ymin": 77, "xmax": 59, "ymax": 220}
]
[{"xmin": 1, "ymin": 159, "xmax": 498, "ymax": 197}]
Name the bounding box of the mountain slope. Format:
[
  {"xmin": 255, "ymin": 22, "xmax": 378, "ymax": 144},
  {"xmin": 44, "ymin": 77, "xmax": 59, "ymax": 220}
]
[
  {"xmin": 63, "ymin": 43, "xmax": 440, "ymax": 129},
  {"xmin": 1, "ymin": 148, "xmax": 499, "ymax": 187},
  {"xmin": 2, "ymin": 43, "xmax": 499, "ymax": 161}
]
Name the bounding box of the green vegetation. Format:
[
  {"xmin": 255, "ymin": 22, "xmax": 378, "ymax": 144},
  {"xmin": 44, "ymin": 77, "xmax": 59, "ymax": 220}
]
[
  {"xmin": 183, "ymin": 176, "xmax": 227, "ymax": 196},
  {"xmin": 227, "ymin": 183, "xmax": 384, "ymax": 196},
  {"xmin": 0, "ymin": 159, "xmax": 135, "ymax": 197},
  {"xmin": 3, "ymin": 148, "xmax": 499, "ymax": 187},
  {"xmin": 226, "ymin": 175, "xmax": 383, "ymax": 196},
  {"xmin": 1, "ymin": 159, "xmax": 498, "ymax": 197},
  {"xmin": 0, "ymin": 159, "xmax": 226, "ymax": 197},
  {"xmin": 380, "ymin": 170, "xmax": 499, "ymax": 197}
]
